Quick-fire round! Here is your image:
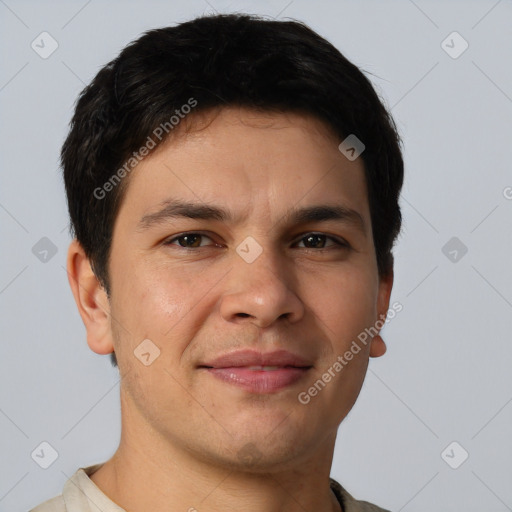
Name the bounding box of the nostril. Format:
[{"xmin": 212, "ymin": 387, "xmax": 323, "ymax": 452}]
[{"xmin": 236, "ymin": 313, "xmax": 250, "ymax": 318}]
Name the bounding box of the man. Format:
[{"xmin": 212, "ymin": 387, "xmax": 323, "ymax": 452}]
[{"xmin": 31, "ymin": 13, "xmax": 403, "ymax": 512}]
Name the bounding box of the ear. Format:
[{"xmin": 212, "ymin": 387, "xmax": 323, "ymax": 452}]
[
  {"xmin": 66, "ymin": 239, "xmax": 114, "ymax": 356},
  {"xmin": 369, "ymin": 269, "xmax": 394, "ymax": 358}
]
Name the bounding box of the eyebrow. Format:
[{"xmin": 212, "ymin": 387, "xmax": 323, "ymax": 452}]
[{"xmin": 138, "ymin": 199, "xmax": 366, "ymax": 234}]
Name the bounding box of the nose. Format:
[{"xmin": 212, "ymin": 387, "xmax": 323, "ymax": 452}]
[{"xmin": 219, "ymin": 245, "xmax": 305, "ymax": 329}]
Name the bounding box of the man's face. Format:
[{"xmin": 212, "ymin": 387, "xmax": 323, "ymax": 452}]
[{"xmin": 104, "ymin": 107, "xmax": 392, "ymax": 470}]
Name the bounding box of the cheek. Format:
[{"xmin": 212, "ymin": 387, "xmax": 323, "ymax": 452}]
[
  {"xmin": 110, "ymin": 257, "xmax": 218, "ymax": 363},
  {"xmin": 113, "ymin": 255, "xmax": 187, "ymax": 319},
  {"xmin": 306, "ymin": 266, "xmax": 377, "ymax": 340},
  {"xmin": 300, "ymin": 269, "xmax": 376, "ymax": 423},
  {"xmin": 109, "ymin": 265, "xmax": 197, "ymax": 413}
]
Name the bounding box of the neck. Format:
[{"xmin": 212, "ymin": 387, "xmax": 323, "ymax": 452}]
[
  {"xmin": 92, "ymin": 454, "xmax": 341, "ymax": 512},
  {"xmin": 89, "ymin": 388, "xmax": 342, "ymax": 512},
  {"xmin": 91, "ymin": 435, "xmax": 341, "ymax": 512}
]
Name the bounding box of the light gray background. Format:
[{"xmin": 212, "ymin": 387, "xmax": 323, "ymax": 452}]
[{"xmin": 1, "ymin": 1, "xmax": 511, "ymax": 511}]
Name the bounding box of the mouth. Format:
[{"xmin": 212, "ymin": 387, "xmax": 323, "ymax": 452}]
[{"xmin": 198, "ymin": 350, "xmax": 313, "ymax": 394}]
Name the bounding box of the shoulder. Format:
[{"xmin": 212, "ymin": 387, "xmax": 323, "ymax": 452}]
[
  {"xmin": 29, "ymin": 494, "xmax": 66, "ymax": 512},
  {"xmin": 330, "ymin": 478, "xmax": 391, "ymax": 512},
  {"xmin": 28, "ymin": 463, "xmax": 108, "ymax": 512}
]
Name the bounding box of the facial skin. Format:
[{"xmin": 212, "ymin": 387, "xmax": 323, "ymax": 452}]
[{"xmin": 67, "ymin": 107, "xmax": 393, "ymax": 512}]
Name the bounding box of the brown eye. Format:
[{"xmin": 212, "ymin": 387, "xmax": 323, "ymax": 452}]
[
  {"xmin": 165, "ymin": 233, "xmax": 214, "ymax": 248},
  {"xmin": 296, "ymin": 233, "xmax": 348, "ymax": 249},
  {"xmin": 302, "ymin": 234, "xmax": 327, "ymax": 248}
]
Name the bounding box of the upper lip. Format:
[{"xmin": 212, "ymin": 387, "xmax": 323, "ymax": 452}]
[{"xmin": 199, "ymin": 349, "xmax": 313, "ymax": 369}]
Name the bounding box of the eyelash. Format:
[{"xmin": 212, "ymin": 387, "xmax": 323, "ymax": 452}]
[{"xmin": 163, "ymin": 232, "xmax": 350, "ymax": 250}]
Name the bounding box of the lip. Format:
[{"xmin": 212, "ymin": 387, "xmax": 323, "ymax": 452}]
[
  {"xmin": 198, "ymin": 349, "xmax": 313, "ymax": 394},
  {"xmin": 200, "ymin": 349, "xmax": 313, "ymax": 369}
]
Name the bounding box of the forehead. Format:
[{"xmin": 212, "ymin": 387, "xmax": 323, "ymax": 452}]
[{"xmin": 117, "ymin": 107, "xmax": 370, "ymax": 233}]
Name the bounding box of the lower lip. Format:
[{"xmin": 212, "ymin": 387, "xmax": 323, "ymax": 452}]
[{"xmin": 204, "ymin": 367, "xmax": 310, "ymax": 393}]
